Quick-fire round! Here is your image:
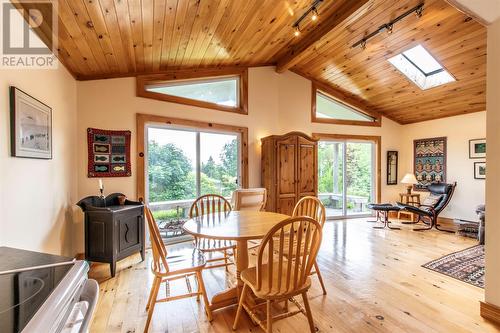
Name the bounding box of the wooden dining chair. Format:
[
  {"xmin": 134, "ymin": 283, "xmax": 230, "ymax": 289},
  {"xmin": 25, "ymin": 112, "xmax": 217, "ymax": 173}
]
[
  {"xmin": 231, "ymin": 188, "xmax": 267, "ymax": 211},
  {"xmin": 233, "ymin": 216, "xmax": 322, "ymax": 333},
  {"xmin": 291, "ymin": 196, "xmax": 327, "ymax": 295},
  {"xmin": 189, "ymin": 194, "xmax": 236, "ymax": 271},
  {"xmin": 143, "ymin": 207, "xmax": 212, "ymax": 333}
]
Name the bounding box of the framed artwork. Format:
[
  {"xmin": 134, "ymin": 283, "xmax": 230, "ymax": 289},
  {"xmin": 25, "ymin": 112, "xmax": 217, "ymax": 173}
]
[
  {"xmin": 469, "ymin": 138, "xmax": 486, "ymax": 159},
  {"xmin": 387, "ymin": 151, "xmax": 398, "ymax": 185},
  {"xmin": 414, "ymin": 137, "xmax": 447, "ymax": 191},
  {"xmin": 10, "ymin": 87, "xmax": 52, "ymax": 159},
  {"xmin": 474, "ymin": 162, "xmax": 486, "ymax": 179},
  {"xmin": 87, "ymin": 128, "xmax": 131, "ymax": 177}
]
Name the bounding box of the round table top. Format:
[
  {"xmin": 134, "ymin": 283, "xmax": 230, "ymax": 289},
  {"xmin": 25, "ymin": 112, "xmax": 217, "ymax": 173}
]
[{"xmin": 182, "ymin": 211, "xmax": 290, "ymax": 241}]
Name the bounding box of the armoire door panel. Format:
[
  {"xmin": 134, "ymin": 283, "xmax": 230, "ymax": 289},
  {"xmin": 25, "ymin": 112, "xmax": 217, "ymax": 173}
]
[
  {"xmin": 277, "ymin": 142, "xmax": 296, "ymax": 195},
  {"xmin": 298, "ymin": 143, "xmax": 316, "ymax": 194},
  {"xmin": 277, "ymin": 197, "xmax": 296, "ymax": 215}
]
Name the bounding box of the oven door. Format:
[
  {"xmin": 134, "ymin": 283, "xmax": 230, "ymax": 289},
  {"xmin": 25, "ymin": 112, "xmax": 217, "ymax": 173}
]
[
  {"xmin": 60, "ymin": 279, "xmax": 99, "ymax": 333},
  {"xmin": 22, "ymin": 261, "xmax": 99, "ymax": 333}
]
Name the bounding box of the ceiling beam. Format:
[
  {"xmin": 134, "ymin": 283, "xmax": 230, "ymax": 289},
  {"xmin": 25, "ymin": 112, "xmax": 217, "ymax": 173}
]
[{"xmin": 275, "ymin": 0, "xmax": 372, "ymax": 73}]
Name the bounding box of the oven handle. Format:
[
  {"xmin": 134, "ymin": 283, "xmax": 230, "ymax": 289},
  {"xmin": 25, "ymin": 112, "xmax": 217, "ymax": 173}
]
[{"xmin": 78, "ymin": 279, "xmax": 99, "ymax": 333}]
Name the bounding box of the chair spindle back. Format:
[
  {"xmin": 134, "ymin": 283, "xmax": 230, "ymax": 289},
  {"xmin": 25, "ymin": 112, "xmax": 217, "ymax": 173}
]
[
  {"xmin": 145, "ymin": 207, "xmax": 169, "ymax": 273},
  {"xmin": 256, "ymin": 217, "xmax": 322, "ymax": 296},
  {"xmin": 189, "ymin": 194, "xmax": 232, "ymax": 218},
  {"xmin": 292, "ymin": 196, "xmax": 326, "ymax": 227}
]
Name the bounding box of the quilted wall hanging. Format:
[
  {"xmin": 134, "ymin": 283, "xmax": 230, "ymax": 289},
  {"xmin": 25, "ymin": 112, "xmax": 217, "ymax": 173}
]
[
  {"xmin": 87, "ymin": 128, "xmax": 131, "ymax": 177},
  {"xmin": 414, "ymin": 137, "xmax": 447, "ymax": 190}
]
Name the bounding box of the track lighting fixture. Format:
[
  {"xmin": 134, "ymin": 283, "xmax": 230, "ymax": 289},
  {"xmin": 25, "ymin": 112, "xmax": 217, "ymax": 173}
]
[
  {"xmin": 291, "ymin": 0, "xmax": 323, "ymax": 37},
  {"xmin": 352, "ymin": 3, "xmax": 425, "ymax": 49}
]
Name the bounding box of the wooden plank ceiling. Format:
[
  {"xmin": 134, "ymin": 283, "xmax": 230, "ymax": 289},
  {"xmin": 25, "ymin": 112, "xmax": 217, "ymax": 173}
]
[{"xmin": 40, "ymin": 0, "xmax": 485, "ymax": 123}]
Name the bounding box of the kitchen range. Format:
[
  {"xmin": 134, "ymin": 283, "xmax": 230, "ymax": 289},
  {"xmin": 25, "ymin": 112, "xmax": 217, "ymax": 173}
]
[{"xmin": 0, "ymin": 247, "xmax": 98, "ymax": 333}]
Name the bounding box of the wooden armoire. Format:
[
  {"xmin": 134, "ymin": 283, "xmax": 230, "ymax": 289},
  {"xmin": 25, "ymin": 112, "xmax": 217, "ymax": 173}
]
[{"xmin": 261, "ymin": 132, "xmax": 318, "ymax": 215}]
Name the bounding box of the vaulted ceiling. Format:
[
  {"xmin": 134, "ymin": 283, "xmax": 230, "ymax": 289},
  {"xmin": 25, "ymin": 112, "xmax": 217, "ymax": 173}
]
[{"xmin": 24, "ymin": 0, "xmax": 486, "ymax": 124}]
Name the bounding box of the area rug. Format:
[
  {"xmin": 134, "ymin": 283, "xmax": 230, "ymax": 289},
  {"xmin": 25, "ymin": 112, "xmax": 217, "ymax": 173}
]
[{"xmin": 422, "ymin": 245, "xmax": 484, "ymax": 288}]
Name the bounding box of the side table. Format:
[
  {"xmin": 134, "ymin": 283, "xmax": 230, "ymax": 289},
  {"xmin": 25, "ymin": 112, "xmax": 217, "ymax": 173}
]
[{"xmin": 398, "ymin": 193, "xmax": 420, "ymax": 221}]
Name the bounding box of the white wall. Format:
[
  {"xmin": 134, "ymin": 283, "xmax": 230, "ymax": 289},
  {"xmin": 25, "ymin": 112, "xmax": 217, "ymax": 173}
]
[
  {"xmin": 0, "ymin": 66, "xmax": 78, "ymax": 256},
  {"xmin": 400, "ymin": 112, "xmax": 486, "ymax": 221},
  {"xmin": 485, "ymin": 18, "xmax": 500, "ymax": 308}
]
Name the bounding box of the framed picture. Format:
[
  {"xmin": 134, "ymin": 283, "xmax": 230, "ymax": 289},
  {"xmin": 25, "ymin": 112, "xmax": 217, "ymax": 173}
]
[
  {"xmin": 474, "ymin": 162, "xmax": 486, "ymax": 179},
  {"xmin": 10, "ymin": 87, "xmax": 52, "ymax": 159},
  {"xmin": 387, "ymin": 151, "xmax": 398, "ymax": 185},
  {"xmin": 414, "ymin": 137, "xmax": 447, "ymax": 191},
  {"xmin": 469, "ymin": 138, "xmax": 486, "ymax": 159}
]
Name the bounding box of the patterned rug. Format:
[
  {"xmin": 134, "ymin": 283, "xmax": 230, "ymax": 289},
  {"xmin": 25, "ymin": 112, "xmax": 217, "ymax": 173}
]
[{"xmin": 422, "ymin": 245, "xmax": 484, "ymax": 288}]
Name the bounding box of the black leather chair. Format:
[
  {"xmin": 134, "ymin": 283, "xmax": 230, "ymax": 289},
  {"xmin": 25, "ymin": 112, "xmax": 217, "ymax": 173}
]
[{"xmin": 397, "ymin": 182, "xmax": 457, "ymax": 232}]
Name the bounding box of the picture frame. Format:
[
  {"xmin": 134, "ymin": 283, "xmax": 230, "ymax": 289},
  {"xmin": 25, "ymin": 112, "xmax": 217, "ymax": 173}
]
[
  {"xmin": 10, "ymin": 87, "xmax": 52, "ymax": 159},
  {"xmin": 387, "ymin": 151, "xmax": 398, "ymax": 185},
  {"xmin": 474, "ymin": 162, "xmax": 486, "ymax": 179},
  {"xmin": 469, "ymin": 138, "xmax": 486, "ymax": 159}
]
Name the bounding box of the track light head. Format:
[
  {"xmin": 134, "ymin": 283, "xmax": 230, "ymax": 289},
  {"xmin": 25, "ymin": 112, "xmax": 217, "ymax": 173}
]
[
  {"xmin": 294, "ymin": 25, "xmax": 301, "ymax": 37},
  {"xmin": 386, "ymin": 23, "xmax": 393, "ymax": 34},
  {"xmin": 415, "ymin": 6, "xmax": 423, "ymax": 18},
  {"xmin": 311, "ymin": 7, "xmax": 318, "ymax": 21}
]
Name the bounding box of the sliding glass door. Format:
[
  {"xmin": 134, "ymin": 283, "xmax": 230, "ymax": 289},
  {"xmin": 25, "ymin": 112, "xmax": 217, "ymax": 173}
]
[
  {"xmin": 318, "ymin": 140, "xmax": 375, "ymax": 219},
  {"xmin": 146, "ymin": 125, "xmax": 240, "ymax": 241}
]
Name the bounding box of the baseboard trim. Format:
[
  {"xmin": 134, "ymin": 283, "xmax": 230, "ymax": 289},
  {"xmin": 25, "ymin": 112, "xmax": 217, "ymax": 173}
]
[
  {"xmin": 75, "ymin": 252, "xmax": 84, "ymax": 260},
  {"xmin": 480, "ymin": 301, "xmax": 500, "ymax": 325}
]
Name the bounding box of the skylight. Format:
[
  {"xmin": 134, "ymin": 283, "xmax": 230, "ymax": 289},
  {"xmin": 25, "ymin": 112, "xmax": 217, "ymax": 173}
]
[{"xmin": 388, "ymin": 44, "xmax": 455, "ymax": 90}]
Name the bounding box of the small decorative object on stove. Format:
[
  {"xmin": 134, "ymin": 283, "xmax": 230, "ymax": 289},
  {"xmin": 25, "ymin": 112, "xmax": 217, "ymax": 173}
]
[
  {"xmin": 87, "ymin": 128, "xmax": 131, "ymax": 178},
  {"xmin": 98, "ymin": 178, "xmax": 104, "ymax": 198},
  {"xmin": 401, "ymin": 173, "xmax": 418, "ymax": 195},
  {"xmin": 118, "ymin": 194, "xmax": 127, "ymax": 205}
]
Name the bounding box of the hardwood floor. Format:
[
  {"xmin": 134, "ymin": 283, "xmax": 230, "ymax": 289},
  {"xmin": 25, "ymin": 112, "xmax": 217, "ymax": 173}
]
[{"xmin": 89, "ymin": 218, "xmax": 499, "ymax": 333}]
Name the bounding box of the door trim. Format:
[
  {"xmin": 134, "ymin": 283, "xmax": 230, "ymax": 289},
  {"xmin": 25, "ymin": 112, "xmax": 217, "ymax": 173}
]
[
  {"xmin": 136, "ymin": 113, "xmax": 249, "ymax": 202},
  {"xmin": 312, "ymin": 133, "xmax": 382, "ymax": 205}
]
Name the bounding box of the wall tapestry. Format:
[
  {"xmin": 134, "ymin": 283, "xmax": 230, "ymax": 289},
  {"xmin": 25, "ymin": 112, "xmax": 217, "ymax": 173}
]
[
  {"xmin": 87, "ymin": 128, "xmax": 131, "ymax": 177},
  {"xmin": 414, "ymin": 137, "xmax": 447, "ymax": 190}
]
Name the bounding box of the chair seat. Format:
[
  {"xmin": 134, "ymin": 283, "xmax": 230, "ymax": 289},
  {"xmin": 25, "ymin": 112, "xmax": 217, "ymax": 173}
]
[
  {"xmin": 154, "ymin": 248, "xmax": 206, "ymax": 276},
  {"xmin": 241, "ymin": 262, "xmax": 311, "ymax": 299},
  {"xmin": 396, "ymin": 202, "xmax": 433, "ymax": 217},
  {"xmin": 196, "ymin": 238, "xmax": 236, "ymax": 252}
]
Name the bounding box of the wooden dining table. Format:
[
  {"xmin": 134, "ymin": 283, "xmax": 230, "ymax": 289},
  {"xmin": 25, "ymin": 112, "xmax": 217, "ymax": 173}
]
[{"xmin": 182, "ymin": 210, "xmax": 289, "ymax": 311}]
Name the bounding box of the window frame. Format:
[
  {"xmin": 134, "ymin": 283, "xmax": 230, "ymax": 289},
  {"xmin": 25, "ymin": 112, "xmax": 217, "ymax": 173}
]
[
  {"xmin": 311, "ymin": 82, "xmax": 381, "ymax": 127},
  {"xmin": 136, "ymin": 113, "xmax": 249, "ymax": 203},
  {"xmin": 136, "ymin": 68, "xmax": 248, "ymax": 115}
]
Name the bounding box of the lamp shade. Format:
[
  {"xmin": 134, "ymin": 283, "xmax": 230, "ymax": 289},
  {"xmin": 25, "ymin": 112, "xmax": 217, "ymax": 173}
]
[{"xmin": 401, "ymin": 173, "xmax": 418, "ymax": 184}]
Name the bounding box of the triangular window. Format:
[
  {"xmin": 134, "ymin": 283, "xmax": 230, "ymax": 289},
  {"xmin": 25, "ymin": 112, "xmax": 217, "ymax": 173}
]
[
  {"xmin": 137, "ymin": 70, "xmax": 247, "ymax": 114},
  {"xmin": 316, "ymin": 91, "xmax": 376, "ymax": 122}
]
